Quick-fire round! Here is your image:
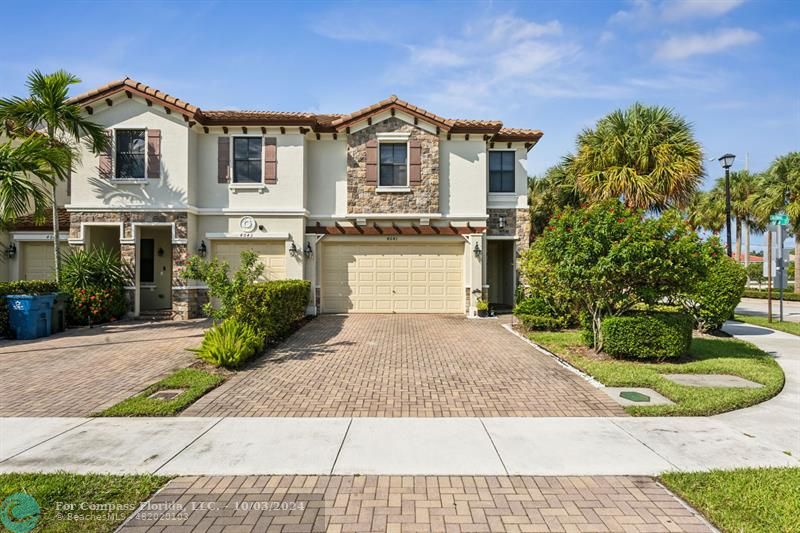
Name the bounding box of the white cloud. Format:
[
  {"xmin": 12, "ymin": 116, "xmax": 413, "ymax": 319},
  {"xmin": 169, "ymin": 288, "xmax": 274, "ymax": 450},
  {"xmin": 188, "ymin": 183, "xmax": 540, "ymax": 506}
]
[
  {"xmin": 655, "ymin": 28, "xmax": 759, "ymax": 60},
  {"xmin": 407, "ymin": 45, "xmax": 466, "ymax": 68},
  {"xmin": 483, "ymin": 15, "xmax": 562, "ymax": 42},
  {"xmin": 662, "ymin": 0, "xmax": 746, "ymax": 22}
]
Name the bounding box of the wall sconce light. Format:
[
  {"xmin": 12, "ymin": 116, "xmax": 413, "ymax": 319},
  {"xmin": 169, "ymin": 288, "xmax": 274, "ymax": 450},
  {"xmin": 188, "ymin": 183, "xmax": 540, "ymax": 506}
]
[
  {"xmin": 197, "ymin": 240, "xmax": 207, "ymax": 257},
  {"xmin": 473, "ymin": 242, "xmax": 482, "ymax": 257},
  {"xmin": 498, "ymin": 216, "xmax": 506, "ymax": 229},
  {"xmin": 289, "ymin": 242, "xmax": 300, "ymax": 257},
  {"xmin": 157, "ymin": 247, "xmax": 165, "ymax": 257},
  {"xmin": 304, "ymin": 242, "xmax": 313, "ymax": 258},
  {"xmin": 6, "ymin": 242, "xmax": 16, "ymax": 259}
]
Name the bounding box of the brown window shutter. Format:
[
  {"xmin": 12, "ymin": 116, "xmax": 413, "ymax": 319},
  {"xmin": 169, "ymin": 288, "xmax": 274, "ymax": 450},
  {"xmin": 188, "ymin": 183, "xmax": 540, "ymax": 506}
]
[
  {"xmin": 264, "ymin": 137, "xmax": 277, "ymax": 184},
  {"xmin": 409, "ymin": 139, "xmax": 422, "ymax": 185},
  {"xmin": 147, "ymin": 129, "xmax": 161, "ymax": 179},
  {"xmin": 365, "ymin": 139, "xmax": 378, "ymax": 184},
  {"xmin": 218, "ymin": 136, "xmax": 230, "ymax": 183},
  {"xmin": 99, "ymin": 129, "xmax": 113, "ymax": 179}
]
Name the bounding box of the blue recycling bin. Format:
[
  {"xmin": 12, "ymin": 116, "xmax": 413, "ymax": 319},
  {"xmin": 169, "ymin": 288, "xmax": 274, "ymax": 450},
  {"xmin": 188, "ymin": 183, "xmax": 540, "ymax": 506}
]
[{"xmin": 5, "ymin": 294, "xmax": 56, "ymax": 340}]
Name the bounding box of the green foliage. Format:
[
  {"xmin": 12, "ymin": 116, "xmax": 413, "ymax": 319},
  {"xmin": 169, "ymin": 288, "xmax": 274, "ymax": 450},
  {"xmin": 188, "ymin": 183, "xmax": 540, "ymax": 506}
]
[
  {"xmin": 516, "ymin": 313, "xmax": 568, "ymax": 331},
  {"xmin": 0, "ymin": 280, "xmax": 59, "ymax": 337},
  {"xmin": 736, "ymin": 314, "xmax": 800, "ymax": 337},
  {"xmin": 192, "ymin": 318, "xmax": 265, "ymax": 368},
  {"xmin": 181, "ymin": 249, "xmax": 263, "ymax": 320},
  {"xmin": 528, "ymin": 157, "xmax": 583, "ymax": 239},
  {"xmin": 521, "ymin": 200, "xmax": 708, "ymax": 351},
  {"xmin": 67, "ymin": 286, "xmax": 127, "ymax": 326},
  {"xmin": 0, "ymin": 135, "xmax": 66, "ymax": 224},
  {"xmin": 572, "ymin": 102, "xmax": 704, "ymax": 211},
  {"xmin": 746, "ymin": 262, "xmax": 766, "ymax": 287},
  {"xmin": 513, "ymin": 295, "xmax": 573, "ymax": 331},
  {"xmin": 601, "ymin": 312, "xmax": 693, "ymax": 360},
  {"xmin": 60, "ymin": 247, "xmax": 127, "ymax": 326},
  {"xmin": 742, "ymin": 289, "xmax": 800, "ymax": 302},
  {"xmin": 96, "ymin": 368, "xmax": 225, "ymax": 416},
  {"xmin": 476, "ymin": 298, "xmax": 489, "ymax": 312},
  {"xmin": 233, "ymin": 279, "xmax": 310, "ymax": 341},
  {"xmin": 674, "ymin": 252, "xmax": 747, "ymax": 332}
]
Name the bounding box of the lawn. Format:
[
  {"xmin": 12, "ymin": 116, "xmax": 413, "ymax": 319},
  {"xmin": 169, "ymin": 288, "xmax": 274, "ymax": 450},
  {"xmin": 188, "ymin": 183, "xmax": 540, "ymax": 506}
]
[
  {"xmin": 95, "ymin": 367, "xmax": 224, "ymax": 416},
  {"xmin": 661, "ymin": 468, "xmax": 800, "ymax": 533},
  {"xmin": 0, "ymin": 473, "xmax": 169, "ymax": 533},
  {"xmin": 527, "ymin": 330, "xmax": 784, "ymax": 416},
  {"xmin": 734, "ymin": 314, "xmax": 800, "ymax": 337}
]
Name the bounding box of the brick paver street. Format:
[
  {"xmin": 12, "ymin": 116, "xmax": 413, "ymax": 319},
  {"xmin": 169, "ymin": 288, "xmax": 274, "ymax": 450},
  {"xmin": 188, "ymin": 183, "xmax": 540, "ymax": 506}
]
[
  {"xmin": 185, "ymin": 315, "xmax": 624, "ymax": 417},
  {"xmin": 120, "ymin": 475, "xmax": 713, "ymax": 532},
  {"xmin": 0, "ymin": 320, "xmax": 207, "ymax": 416}
]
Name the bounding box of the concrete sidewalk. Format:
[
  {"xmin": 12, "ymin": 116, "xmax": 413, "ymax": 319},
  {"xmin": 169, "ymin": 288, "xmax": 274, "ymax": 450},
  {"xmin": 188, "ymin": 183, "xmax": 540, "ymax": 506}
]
[{"xmin": 0, "ymin": 321, "xmax": 797, "ymax": 476}]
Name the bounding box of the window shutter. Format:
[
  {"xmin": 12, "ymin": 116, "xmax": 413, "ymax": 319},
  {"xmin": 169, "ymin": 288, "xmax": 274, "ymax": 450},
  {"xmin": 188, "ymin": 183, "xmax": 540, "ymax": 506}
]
[
  {"xmin": 147, "ymin": 129, "xmax": 161, "ymax": 179},
  {"xmin": 99, "ymin": 129, "xmax": 113, "ymax": 179},
  {"xmin": 218, "ymin": 137, "xmax": 230, "ymax": 183},
  {"xmin": 264, "ymin": 137, "xmax": 277, "ymax": 184},
  {"xmin": 365, "ymin": 139, "xmax": 378, "ymax": 184},
  {"xmin": 409, "ymin": 139, "xmax": 422, "ymax": 185}
]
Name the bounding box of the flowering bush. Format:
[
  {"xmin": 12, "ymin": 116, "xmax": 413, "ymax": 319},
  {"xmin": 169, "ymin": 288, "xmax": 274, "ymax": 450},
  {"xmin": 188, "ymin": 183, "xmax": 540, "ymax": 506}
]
[{"xmin": 67, "ymin": 286, "xmax": 127, "ymax": 326}]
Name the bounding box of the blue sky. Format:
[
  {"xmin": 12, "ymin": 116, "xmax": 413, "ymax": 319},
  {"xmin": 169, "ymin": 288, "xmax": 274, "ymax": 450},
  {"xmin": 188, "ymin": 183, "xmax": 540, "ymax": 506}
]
[{"xmin": 2, "ymin": 0, "xmax": 797, "ymax": 187}]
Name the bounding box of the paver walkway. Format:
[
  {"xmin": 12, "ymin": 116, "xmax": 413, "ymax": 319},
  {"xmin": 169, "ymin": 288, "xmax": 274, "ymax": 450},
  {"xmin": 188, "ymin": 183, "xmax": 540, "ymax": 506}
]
[
  {"xmin": 119, "ymin": 475, "xmax": 714, "ymax": 532},
  {"xmin": 0, "ymin": 320, "xmax": 206, "ymax": 416},
  {"xmin": 184, "ymin": 315, "xmax": 624, "ymax": 417}
]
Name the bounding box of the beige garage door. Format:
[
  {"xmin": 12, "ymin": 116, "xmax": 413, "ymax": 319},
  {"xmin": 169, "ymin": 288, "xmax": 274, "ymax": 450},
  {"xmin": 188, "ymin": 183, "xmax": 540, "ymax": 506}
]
[
  {"xmin": 212, "ymin": 240, "xmax": 286, "ymax": 280},
  {"xmin": 322, "ymin": 241, "xmax": 464, "ymax": 313},
  {"xmin": 21, "ymin": 242, "xmax": 55, "ymax": 280}
]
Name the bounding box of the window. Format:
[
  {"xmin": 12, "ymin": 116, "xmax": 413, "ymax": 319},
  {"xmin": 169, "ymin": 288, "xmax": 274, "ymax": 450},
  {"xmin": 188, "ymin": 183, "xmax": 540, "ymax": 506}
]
[
  {"xmin": 140, "ymin": 238, "xmax": 155, "ymax": 284},
  {"xmin": 379, "ymin": 143, "xmax": 407, "ymax": 187},
  {"xmin": 115, "ymin": 129, "xmax": 146, "ymax": 179},
  {"xmin": 233, "ymin": 137, "xmax": 262, "ymax": 183},
  {"xmin": 489, "ymin": 151, "xmax": 515, "ymax": 192}
]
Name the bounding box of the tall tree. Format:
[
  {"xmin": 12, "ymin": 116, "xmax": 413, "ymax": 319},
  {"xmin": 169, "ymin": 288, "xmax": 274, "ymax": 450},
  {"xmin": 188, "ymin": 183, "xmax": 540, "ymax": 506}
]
[
  {"xmin": 0, "ymin": 135, "xmax": 68, "ymax": 223},
  {"xmin": 755, "ymin": 152, "xmax": 800, "ymax": 293},
  {"xmin": 572, "ymin": 103, "xmax": 704, "ymax": 211},
  {"xmin": 715, "ymin": 170, "xmax": 763, "ymax": 265},
  {"xmin": 0, "ymin": 70, "xmax": 109, "ymax": 284},
  {"xmin": 528, "ymin": 156, "xmax": 583, "ymax": 239},
  {"xmin": 686, "ymin": 190, "xmax": 725, "ymax": 235}
]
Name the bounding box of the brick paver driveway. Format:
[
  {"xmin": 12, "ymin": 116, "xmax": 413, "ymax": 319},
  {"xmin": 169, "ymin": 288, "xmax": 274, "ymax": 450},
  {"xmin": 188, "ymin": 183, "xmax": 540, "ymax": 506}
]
[
  {"xmin": 185, "ymin": 315, "xmax": 624, "ymax": 417},
  {"xmin": 120, "ymin": 475, "xmax": 713, "ymax": 532},
  {"xmin": 0, "ymin": 320, "xmax": 207, "ymax": 416}
]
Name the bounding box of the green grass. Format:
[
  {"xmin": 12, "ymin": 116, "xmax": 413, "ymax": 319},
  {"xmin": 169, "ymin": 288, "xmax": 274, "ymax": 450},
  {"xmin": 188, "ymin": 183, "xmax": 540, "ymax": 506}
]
[
  {"xmin": 528, "ymin": 330, "xmax": 784, "ymax": 416},
  {"xmin": 94, "ymin": 368, "xmax": 224, "ymax": 416},
  {"xmin": 0, "ymin": 472, "xmax": 169, "ymax": 533},
  {"xmin": 734, "ymin": 314, "xmax": 800, "ymax": 337},
  {"xmin": 661, "ymin": 468, "xmax": 800, "ymax": 533}
]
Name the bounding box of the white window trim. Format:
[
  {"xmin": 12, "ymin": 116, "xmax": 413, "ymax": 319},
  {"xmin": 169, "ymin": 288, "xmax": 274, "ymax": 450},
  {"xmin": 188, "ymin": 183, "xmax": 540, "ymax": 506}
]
[
  {"xmin": 488, "ymin": 149, "xmax": 517, "ymax": 194},
  {"xmin": 112, "ymin": 128, "xmax": 149, "ymax": 181},
  {"xmin": 376, "ymin": 134, "xmax": 410, "ymax": 189},
  {"xmin": 230, "ymin": 134, "xmax": 265, "ymax": 185}
]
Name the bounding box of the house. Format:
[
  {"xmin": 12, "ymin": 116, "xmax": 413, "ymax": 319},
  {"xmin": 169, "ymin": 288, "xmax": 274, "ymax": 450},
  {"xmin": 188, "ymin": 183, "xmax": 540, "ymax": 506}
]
[{"xmin": 5, "ymin": 78, "xmax": 542, "ymax": 318}]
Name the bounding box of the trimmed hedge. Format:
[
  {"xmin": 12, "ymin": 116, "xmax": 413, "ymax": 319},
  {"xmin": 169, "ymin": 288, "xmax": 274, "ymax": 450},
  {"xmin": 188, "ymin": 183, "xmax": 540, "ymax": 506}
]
[
  {"xmin": 601, "ymin": 312, "xmax": 693, "ymax": 360},
  {"xmin": 678, "ymin": 256, "xmax": 747, "ymax": 332},
  {"xmin": 743, "ymin": 289, "xmax": 800, "ymax": 302},
  {"xmin": 232, "ymin": 279, "xmax": 310, "ymax": 342},
  {"xmin": 0, "ymin": 280, "xmax": 59, "ymax": 338},
  {"xmin": 516, "ymin": 313, "xmax": 568, "ymax": 331}
]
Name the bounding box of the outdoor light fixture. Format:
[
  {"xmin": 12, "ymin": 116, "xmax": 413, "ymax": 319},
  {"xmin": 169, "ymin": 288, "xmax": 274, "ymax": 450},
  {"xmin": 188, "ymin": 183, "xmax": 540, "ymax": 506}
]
[
  {"xmin": 289, "ymin": 242, "xmax": 300, "ymax": 257},
  {"xmin": 718, "ymin": 153, "xmax": 736, "ymax": 258},
  {"xmin": 6, "ymin": 242, "xmax": 16, "ymax": 259},
  {"xmin": 473, "ymin": 242, "xmax": 482, "ymax": 257},
  {"xmin": 197, "ymin": 240, "xmax": 207, "ymax": 257},
  {"xmin": 498, "ymin": 216, "xmax": 506, "ymax": 229},
  {"xmin": 304, "ymin": 242, "xmax": 313, "ymax": 258}
]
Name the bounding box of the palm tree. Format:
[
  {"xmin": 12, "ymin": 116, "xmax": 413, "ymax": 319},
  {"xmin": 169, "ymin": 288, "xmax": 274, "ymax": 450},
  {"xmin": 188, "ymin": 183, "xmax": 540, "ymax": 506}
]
[
  {"xmin": 0, "ymin": 135, "xmax": 68, "ymax": 223},
  {"xmin": 715, "ymin": 170, "xmax": 763, "ymax": 265},
  {"xmin": 528, "ymin": 156, "xmax": 584, "ymax": 238},
  {"xmin": 686, "ymin": 190, "xmax": 725, "ymax": 235},
  {"xmin": 0, "ymin": 70, "xmax": 109, "ymax": 284},
  {"xmin": 572, "ymin": 103, "xmax": 704, "ymax": 211},
  {"xmin": 755, "ymin": 152, "xmax": 800, "ymax": 293}
]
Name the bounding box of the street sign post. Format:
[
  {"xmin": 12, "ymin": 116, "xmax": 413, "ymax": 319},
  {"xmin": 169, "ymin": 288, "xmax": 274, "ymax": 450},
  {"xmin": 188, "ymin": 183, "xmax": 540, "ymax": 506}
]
[
  {"xmin": 765, "ymin": 220, "xmax": 790, "ymax": 322},
  {"xmin": 770, "ymin": 213, "xmax": 790, "ymax": 226}
]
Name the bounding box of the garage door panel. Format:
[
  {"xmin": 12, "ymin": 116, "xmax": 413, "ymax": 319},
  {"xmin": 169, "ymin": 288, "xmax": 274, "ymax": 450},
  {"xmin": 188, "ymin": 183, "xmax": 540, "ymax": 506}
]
[
  {"xmin": 212, "ymin": 240, "xmax": 286, "ymax": 280},
  {"xmin": 321, "ymin": 242, "xmax": 464, "ymax": 314},
  {"xmin": 22, "ymin": 242, "xmax": 56, "ymax": 281}
]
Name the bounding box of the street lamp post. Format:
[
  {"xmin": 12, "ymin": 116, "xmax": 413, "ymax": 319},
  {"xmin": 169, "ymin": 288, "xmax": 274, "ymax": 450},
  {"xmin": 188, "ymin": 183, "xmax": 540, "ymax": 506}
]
[{"xmin": 718, "ymin": 153, "xmax": 736, "ymax": 257}]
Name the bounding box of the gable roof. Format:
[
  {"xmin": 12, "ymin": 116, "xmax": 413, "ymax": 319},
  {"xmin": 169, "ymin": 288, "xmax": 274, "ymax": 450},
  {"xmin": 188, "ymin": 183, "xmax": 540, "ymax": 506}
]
[{"xmin": 69, "ymin": 78, "xmax": 542, "ymax": 144}]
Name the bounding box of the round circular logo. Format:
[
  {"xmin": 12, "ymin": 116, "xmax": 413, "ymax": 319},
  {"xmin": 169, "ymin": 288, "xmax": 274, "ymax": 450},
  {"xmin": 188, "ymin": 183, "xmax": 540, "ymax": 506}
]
[
  {"xmin": 239, "ymin": 216, "xmax": 257, "ymax": 233},
  {"xmin": 1, "ymin": 492, "xmax": 40, "ymax": 533}
]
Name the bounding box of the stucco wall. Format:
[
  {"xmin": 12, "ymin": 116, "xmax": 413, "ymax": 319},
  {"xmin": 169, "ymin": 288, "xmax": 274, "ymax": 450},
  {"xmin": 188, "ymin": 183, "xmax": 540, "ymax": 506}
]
[
  {"xmin": 307, "ymin": 139, "xmax": 347, "ymax": 218},
  {"xmin": 440, "ymin": 140, "xmax": 487, "ymax": 217}
]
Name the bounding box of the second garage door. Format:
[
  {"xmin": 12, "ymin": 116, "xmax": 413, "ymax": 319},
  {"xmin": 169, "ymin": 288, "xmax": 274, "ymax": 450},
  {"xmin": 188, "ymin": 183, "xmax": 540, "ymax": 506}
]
[
  {"xmin": 212, "ymin": 240, "xmax": 286, "ymax": 280},
  {"xmin": 21, "ymin": 242, "xmax": 55, "ymax": 280},
  {"xmin": 321, "ymin": 241, "xmax": 464, "ymax": 314}
]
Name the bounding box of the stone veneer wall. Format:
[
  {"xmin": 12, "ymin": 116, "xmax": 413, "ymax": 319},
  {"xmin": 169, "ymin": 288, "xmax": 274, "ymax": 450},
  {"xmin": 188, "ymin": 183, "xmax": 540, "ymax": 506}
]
[
  {"xmin": 69, "ymin": 211, "xmax": 204, "ymax": 320},
  {"xmin": 346, "ymin": 117, "xmax": 439, "ymax": 214}
]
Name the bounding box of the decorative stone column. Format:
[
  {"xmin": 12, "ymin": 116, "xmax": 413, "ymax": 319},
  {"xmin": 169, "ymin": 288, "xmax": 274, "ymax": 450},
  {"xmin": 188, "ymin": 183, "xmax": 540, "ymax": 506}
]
[{"xmin": 120, "ymin": 242, "xmax": 136, "ymax": 315}]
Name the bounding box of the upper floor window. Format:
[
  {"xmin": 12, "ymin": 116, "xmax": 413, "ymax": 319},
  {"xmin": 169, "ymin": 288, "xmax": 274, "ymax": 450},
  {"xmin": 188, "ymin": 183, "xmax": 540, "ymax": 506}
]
[
  {"xmin": 233, "ymin": 137, "xmax": 262, "ymax": 183},
  {"xmin": 379, "ymin": 143, "xmax": 407, "ymax": 187},
  {"xmin": 115, "ymin": 129, "xmax": 145, "ymax": 180},
  {"xmin": 489, "ymin": 151, "xmax": 515, "ymax": 192}
]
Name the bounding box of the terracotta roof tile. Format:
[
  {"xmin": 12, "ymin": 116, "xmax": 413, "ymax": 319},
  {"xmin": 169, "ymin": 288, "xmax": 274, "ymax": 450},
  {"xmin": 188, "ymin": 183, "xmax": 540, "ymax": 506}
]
[
  {"xmin": 69, "ymin": 77, "xmax": 199, "ymax": 115},
  {"xmin": 8, "ymin": 208, "xmax": 70, "ymax": 232}
]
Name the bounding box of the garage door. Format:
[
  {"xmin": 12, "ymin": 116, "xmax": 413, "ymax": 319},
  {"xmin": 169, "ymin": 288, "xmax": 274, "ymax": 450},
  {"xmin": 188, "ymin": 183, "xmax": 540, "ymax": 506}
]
[
  {"xmin": 212, "ymin": 240, "xmax": 286, "ymax": 280},
  {"xmin": 21, "ymin": 242, "xmax": 55, "ymax": 280},
  {"xmin": 321, "ymin": 241, "xmax": 464, "ymax": 313}
]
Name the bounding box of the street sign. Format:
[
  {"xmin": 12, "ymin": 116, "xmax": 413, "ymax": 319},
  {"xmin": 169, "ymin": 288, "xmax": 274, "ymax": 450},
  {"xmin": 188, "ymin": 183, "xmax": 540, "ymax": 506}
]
[{"xmin": 770, "ymin": 213, "xmax": 790, "ymax": 225}]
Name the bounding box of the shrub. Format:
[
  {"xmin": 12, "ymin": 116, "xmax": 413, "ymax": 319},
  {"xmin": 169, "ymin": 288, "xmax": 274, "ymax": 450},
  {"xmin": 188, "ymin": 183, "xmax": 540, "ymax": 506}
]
[
  {"xmin": 476, "ymin": 298, "xmax": 489, "ymax": 312},
  {"xmin": 675, "ymin": 254, "xmax": 747, "ymax": 333},
  {"xmin": 233, "ymin": 280, "xmax": 310, "ymax": 341},
  {"xmin": 0, "ymin": 280, "xmax": 59, "ymax": 337},
  {"xmin": 60, "ymin": 247, "xmax": 128, "ymax": 326},
  {"xmin": 516, "ymin": 313, "xmax": 568, "ymax": 331},
  {"xmin": 601, "ymin": 312, "xmax": 693, "ymax": 360},
  {"xmin": 192, "ymin": 318, "xmax": 264, "ymax": 368},
  {"xmin": 67, "ymin": 286, "xmax": 127, "ymax": 326},
  {"xmin": 746, "ymin": 262, "xmax": 766, "ymax": 288},
  {"xmin": 742, "ymin": 289, "xmax": 800, "ymax": 302},
  {"xmin": 182, "ymin": 250, "xmax": 263, "ymax": 320}
]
